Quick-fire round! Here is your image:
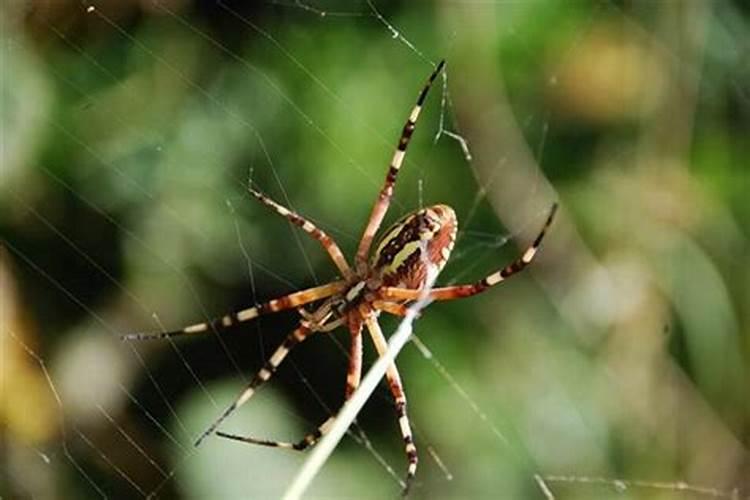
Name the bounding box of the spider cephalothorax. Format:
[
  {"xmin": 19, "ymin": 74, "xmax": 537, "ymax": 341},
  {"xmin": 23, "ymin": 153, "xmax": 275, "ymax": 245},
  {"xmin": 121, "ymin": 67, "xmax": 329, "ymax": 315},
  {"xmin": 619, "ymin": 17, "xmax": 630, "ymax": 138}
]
[{"xmin": 124, "ymin": 60, "xmax": 557, "ymax": 495}]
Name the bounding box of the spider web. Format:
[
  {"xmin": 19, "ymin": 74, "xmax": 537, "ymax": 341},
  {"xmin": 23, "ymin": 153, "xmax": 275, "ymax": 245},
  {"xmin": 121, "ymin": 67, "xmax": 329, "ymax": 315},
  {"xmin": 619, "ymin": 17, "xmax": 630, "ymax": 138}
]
[{"xmin": 2, "ymin": 1, "xmax": 749, "ymax": 499}]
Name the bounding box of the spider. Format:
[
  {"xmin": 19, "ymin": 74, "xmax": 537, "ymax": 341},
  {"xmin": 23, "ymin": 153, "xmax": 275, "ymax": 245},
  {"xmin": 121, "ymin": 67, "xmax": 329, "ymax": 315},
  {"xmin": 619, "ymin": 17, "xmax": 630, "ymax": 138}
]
[{"xmin": 125, "ymin": 60, "xmax": 557, "ymax": 494}]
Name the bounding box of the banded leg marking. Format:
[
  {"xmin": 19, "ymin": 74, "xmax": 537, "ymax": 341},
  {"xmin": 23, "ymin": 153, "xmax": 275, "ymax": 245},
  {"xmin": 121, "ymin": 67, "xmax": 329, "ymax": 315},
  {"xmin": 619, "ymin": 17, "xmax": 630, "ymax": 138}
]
[
  {"xmin": 122, "ymin": 281, "xmax": 346, "ymax": 341},
  {"xmin": 248, "ymin": 187, "xmax": 353, "ymax": 279},
  {"xmin": 364, "ymin": 314, "xmax": 418, "ymax": 494},
  {"xmin": 216, "ymin": 317, "xmax": 364, "ymax": 452},
  {"xmin": 216, "ymin": 416, "xmax": 336, "ymax": 451},
  {"xmin": 355, "ymin": 60, "xmax": 446, "ymax": 272},
  {"xmin": 194, "ymin": 325, "xmax": 311, "ymax": 447},
  {"xmin": 381, "ymin": 203, "xmax": 558, "ymax": 302}
]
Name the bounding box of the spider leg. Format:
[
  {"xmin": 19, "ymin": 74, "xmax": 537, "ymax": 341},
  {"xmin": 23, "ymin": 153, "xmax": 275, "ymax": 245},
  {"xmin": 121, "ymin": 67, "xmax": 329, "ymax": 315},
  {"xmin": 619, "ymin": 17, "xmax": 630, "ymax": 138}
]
[
  {"xmin": 364, "ymin": 313, "xmax": 418, "ymax": 495},
  {"xmin": 372, "ymin": 300, "xmax": 409, "ymax": 317},
  {"xmin": 216, "ymin": 315, "xmax": 364, "ymax": 451},
  {"xmin": 381, "ymin": 203, "xmax": 558, "ymax": 302},
  {"xmin": 355, "ymin": 60, "xmax": 445, "ymax": 273},
  {"xmin": 248, "ymin": 186, "xmax": 353, "ymax": 280},
  {"xmin": 195, "ymin": 324, "xmax": 313, "ymax": 447},
  {"xmin": 122, "ymin": 281, "xmax": 346, "ymax": 340}
]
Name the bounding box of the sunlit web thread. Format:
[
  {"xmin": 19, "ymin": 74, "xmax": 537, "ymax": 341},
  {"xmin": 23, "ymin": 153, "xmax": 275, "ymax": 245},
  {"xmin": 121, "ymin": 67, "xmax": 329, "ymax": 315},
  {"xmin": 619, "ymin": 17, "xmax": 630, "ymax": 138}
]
[
  {"xmin": 8, "ymin": 329, "xmax": 109, "ymax": 499},
  {"xmin": 7, "ymin": 225, "xmax": 203, "ymax": 496},
  {"xmin": 216, "ymin": 0, "xmax": 449, "ymax": 218},
  {"xmin": 118, "ymin": 383, "xmax": 186, "ymax": 452},
  {"xmin": 4, "ymin": 239, "xmax": 195, "ymax": 444},
  {"xmin": 452, "ymin": 156, "xmax": 508, "ymax": 256},
  {"xmin": 542, "ymin": 475, "xmax": 745, "ymax": 499},
  {"xmin": 366, "ymin": 0, "xmax": 431, "ymax": 63},
  {"xmin": 96, "ymin": 404, "xmax": 169, "ymax": 477},
  {"xmin": 148, "ymin": 0, "xmax": 386, "ymax": 194},
  {"xmin": 426, "ymin": 444, "xmax": 454, "ymax": 481},
  {"xmin": 409, "ymin": 335, "xmax": 555, "ymax": 497},
  {"xmin": 409, "ymin": 335, "xmax": 510, "ymax": 446},
  {"xmin": 283, "ymin": 0, "xmax": 368, "ymax": 18},
  {"xmin": 434, "ymin": 69, "xmax": 474, "ymax": 162},
  {"xmin": 24, "ymin": 170, "xmax": 211, "ymax": 441},
  {"xmin": 37, "ymin": 22, "xmax": 302, "ymax": 288},
  {"xmin": 42, "ymin": 20, "xmax": 273, "ymax": 225},
  {"xmin": 227, "ymin": 195, "xmax": 269, "ymax": 373},
  {"xmin": 81, "ymin": 412, "xmax": 150, "ymax": 494},
  {"xmin": 86, "ymin": 4, "xmax": 332, "ymax": 288},
  {"xmin": 6, "ymin": 257, "xmax": 193, "ymax": 496},
  {"xmin": 9, "ymin": 192, "xmax": 149, "ymax": 314},
  {"xmin": 12, "ymin": 152, "xmax": 227, "ymax": 429},
  {"xmin": 152, "ymin": 312, "xmax": 221, "ymax": 411},
  {"xmin": 145, "ymin": 444, "xmax": 203, "ymax": 499},
  {"xmin": 286, "ymin": 364, "xmax": 404, "ymax": 488},
  {"xmin": 152, "ymin": 0, "xmax": 328, "ymax": 288}
]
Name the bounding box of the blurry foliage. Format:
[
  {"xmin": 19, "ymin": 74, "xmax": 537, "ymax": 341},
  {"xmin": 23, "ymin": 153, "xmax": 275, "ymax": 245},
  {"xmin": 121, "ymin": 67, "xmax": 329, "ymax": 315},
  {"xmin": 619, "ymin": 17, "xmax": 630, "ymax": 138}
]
[{"xmin": 1, "ymin": 0, "xmax": 749, "ymax": 499}]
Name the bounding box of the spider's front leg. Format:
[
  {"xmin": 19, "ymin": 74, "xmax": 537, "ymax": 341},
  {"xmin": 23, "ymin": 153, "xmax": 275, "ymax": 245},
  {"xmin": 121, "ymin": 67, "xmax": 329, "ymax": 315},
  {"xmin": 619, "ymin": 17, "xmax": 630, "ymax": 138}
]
[{"xmin": 355, "ymin": 60, "xmax": 445, "ymax": 273}]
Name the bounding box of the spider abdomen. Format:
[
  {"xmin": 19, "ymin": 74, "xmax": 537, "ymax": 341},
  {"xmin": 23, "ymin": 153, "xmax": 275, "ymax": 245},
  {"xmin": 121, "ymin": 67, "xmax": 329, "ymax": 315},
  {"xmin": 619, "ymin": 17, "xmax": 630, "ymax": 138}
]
[{"xmin": 372, "ymin": 205, "xmax": 457, "ymax": 288}]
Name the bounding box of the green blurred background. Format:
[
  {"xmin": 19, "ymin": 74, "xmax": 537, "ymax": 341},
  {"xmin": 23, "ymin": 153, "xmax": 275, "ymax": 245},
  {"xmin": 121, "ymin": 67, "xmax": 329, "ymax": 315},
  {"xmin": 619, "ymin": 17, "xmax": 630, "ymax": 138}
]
[{"xmin": 2, "ymin": 1, "xmax": 748, "ymax": 498}]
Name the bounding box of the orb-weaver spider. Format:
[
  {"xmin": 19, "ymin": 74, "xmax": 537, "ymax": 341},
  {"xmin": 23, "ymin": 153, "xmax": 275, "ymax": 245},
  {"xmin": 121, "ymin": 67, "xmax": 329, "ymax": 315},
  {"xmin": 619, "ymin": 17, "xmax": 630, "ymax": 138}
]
[{"xmin": 125, "ymin": 60, "xmax": 557, "ymax": 494}]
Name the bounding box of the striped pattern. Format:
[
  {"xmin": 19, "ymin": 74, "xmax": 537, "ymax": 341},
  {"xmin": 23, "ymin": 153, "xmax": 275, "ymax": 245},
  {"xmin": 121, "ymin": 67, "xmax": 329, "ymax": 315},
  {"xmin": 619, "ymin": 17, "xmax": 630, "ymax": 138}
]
[
  {"xmin": 373, "ymin": 204, "xmax": 457, "ymax": 289},
  {"xmin": 121, "ymin": 281, "xmax": 346, "ymax": 341},
  {"xmin": 216, "ymin": 414, "xmax": 335, "ymax": 451},
  {"xmin": 355, "ymin": 60, "xmax": 445, "ymax": 272},
  {"xmin": 248, "ymin": 187, "xmax": 353, "ymax": 279},
  {"xmin": 364, "ymin": 314, "xmax": 418, "ymax": 493},
  {"xmin": 215, "ymin": 315, "xmax": 365, "ymax": 451},
  {"xmin": 379, "ymin": 202, "xmax": 559, "ymax": 302},
  {"xmin": 194, "ymin": 325, "xmax": 311, "ymax": 447}
]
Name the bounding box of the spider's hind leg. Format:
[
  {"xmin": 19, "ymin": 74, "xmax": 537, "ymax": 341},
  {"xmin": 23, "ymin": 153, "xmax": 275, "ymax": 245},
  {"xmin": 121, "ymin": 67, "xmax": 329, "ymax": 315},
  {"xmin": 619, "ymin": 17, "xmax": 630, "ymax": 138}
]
[
  {"xmin": 217, "ymin": 315, "xmax": 364, "ymax": 452},
  {"xmin": 194, "ymin": 324, "xmax": 313, "ymax": 446},
  {"xmin": 364, "ymin": 314, "xmax": 418, "ymax": 496}
]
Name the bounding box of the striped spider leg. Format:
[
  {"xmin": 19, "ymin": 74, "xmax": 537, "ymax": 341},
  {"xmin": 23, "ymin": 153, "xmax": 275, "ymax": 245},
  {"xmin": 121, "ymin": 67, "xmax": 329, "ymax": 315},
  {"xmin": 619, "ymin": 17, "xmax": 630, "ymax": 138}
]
[
  {"xmin": 215, "ymin": 315, "xmax": 364, "ymax": 451},
  {"xmin": 355, "ymin": 59, "xmax": 446, "ymax": 274},
  {"xmin": 363, "ymin": 311, "xmax": 419, "ymax": 495},
  {"xmin": 247, "ymin": 186, "xmax": 354, "ymax": 281},
  {"xmin": 122, "ymin": 281, "xmax": 346, "ymax": 341}
]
